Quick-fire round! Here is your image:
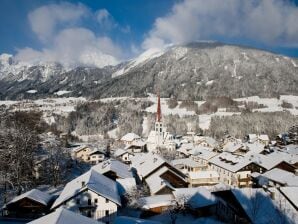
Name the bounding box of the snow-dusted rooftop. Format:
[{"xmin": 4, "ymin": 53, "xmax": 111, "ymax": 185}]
[
  {"xmin": 121, "ymin": 133, "xmax": 141, "ymax": 142},
  {"xmin": 91, "ymin": 159, "xmax": 133, "ymax": 179},
  {"xmin": 139, "ymin": 194, "xmax": 174, "ymax": 209},
  {"xmin": 51, "ymin": 169, "xmax": 121, "ymax": 209},
  {"xmin": 173, "ymin": 187, "xmax": 217, "ymax": 209},
  {"xmin": 171, "ymin": 158, "xmax": 202, "ymax": 168},
  {"xmin": 28, "ymin": 208, "xmax": 101, "ymax": 224},
  {"xmin": 131, "ymin": 153, "xmax": 166, "ymax": 179},
  {"xmin": 7, "ymin": 189, "xmax": 52, "ymax": 207},
  {"xmin": 262, "ymin": 168, "xmax": 298, "ymax": 186}
]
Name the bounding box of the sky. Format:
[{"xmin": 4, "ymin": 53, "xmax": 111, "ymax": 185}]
[{"xmin": 1, "ymin": 0, "xmax": 298, "ymax": 67}]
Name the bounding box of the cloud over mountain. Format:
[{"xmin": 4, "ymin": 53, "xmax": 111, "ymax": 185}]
[
  {"xmin": 16, "ymin": 2, "xmax": 123, "ymax": 68},
  {"xmin": 143, "ymin": 0, "xmax": 298, "ymax": 49}
]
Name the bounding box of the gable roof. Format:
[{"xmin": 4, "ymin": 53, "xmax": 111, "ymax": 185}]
[
  {"xmin": 231, "ymin": 188, "xmax": 289, "ymax": 224},
  {"xmin": 139, "ymin": 194, "xmax": 174, "ymax": 209},
  {"xmin": 92, "ymin": 159, "xmax": 133, "ymax": 179},
  {"xmin": 131, "ymin": 153, "xmax": 166, "ymax": 179},
  {"xmin": 121, "ymin": 133, "xmax": 141, "ymax": 142},
  {"xmin": 261, "ymin": 168, "xmax": 298, "ymax": 186},
  {"xmin": 114, "ymin": 148, "xmax": 129, "ymax": 157},
  {"xmin": 51, "ymin": 170, "xmax": 121, "ymax": 209},
  {"xmin": 7, "ymin": 189, "xmax": 52, "ymax": 207},
  {"xmin": 173, "ymin": 187, "xmax": 217, "ymax": 209},
  {"xmin": 28, "ymin": 208, "xmax": 101, "ymax": 224}
]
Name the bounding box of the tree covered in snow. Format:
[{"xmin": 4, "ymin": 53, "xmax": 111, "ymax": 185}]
[
  {"xmin": 0, "ymin": 111, "xmax": 45, "ymax": 200},
  {"xmin": 207, "ymin": 111, "xmax": 297, "ymax": 139}
]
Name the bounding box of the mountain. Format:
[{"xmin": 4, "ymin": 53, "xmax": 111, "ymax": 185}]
[{"xmin": 0, "ymin": 42, "xmax": 298, "ymax": 100}]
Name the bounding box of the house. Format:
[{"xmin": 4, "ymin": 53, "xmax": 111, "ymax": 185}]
[
  {"xmin": 125, "ymin": 139, "xmax": 146, "ymax": 153},
  {"xmin": 131, "ymin": 153, "xmax": 188, "ymax": 194},
  {"xmin": 138, "ymin": 194, "xmax": 174, "ymax": 217},
  {"xmin": 214, "ymin": 188, "xmax": 293, "ymax": 224},
  {"xmin": 91, "ymin": 159, "xmax": 133, "ymax": 180},
  {"xmin": 189, "ymin": 146, "xmax": 218, "ymax": 169},
  {"xmin": 188, "ymin": 171, "xmax": 219, "ymax": 187},
  {"xmin": 71, "ymin": 145, "xmax": 93, "ymax": 162},
  {"xmin": 146, "ymin": 95, "xmax": 176, "ymax": 152},
  {"xmin": 87, "ymin": 149, "xmax": 106, "ymax": 165},
  {"xmin": 253, "ymin": 168, "xmax": 298, "ymax": 187},
  {"xmin": 4, "ymin": 189, "xmax": 53, "ymax": 219},
  {"xmin": 121, "ymin": 133, "xmax": 141, "ymax": 145},
  {"xmin": 51, "ymin": 170, "xmax": 121, "ymax": 223},
  {"xmin": 173, "ymin": 187, "xmax": 217, "ymax": 217},
  {"xmin": 114, "ymin": 148, "xmax": 134, "ymax": 164},
  {"xmin": 209, "ymin": 152, "xmax": 263, "ymax": 187},
  {"xmin": 28, "ymin": 208, "xmax": 102, "ymax": 224},
  {"xmin": 247, "ymin": 134, "xmax": 270, "ymax": 145},
  {"xmin": 171, "ymin": 158, "xmax": 204, "ymax": 174},
  {"xmin": 194, "ymin": 136, "xmax": 218, "ymax": 149}
]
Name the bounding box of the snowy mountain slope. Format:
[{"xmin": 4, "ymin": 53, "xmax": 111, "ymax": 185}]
[{"xmin": 0, "ymin": 42, "xmax": 298, "ymax": 100}]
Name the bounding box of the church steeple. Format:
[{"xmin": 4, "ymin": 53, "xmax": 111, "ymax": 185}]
[{"xmin": 156, "ymin": 92, "xmax": 161, "ymax": 122}]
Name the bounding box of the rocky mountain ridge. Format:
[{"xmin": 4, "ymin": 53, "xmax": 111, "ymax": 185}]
[{"xmin": 0, "ymin": 42, "xmax": 297, "ymax": 100}]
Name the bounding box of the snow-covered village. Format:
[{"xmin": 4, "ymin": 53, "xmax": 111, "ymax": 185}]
[{"xmin": 1, "ymin": 0, "xmax": 298, "ymax": 224}]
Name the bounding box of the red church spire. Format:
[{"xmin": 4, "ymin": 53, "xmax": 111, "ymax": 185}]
[{"xmin": 156, "ymin": 92, "xmax": 161, "ymax": 122}]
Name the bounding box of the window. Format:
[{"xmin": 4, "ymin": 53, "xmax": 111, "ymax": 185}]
[
  {"xmin": 81, "ymin": 181, "xmax": 85, "ymax": 187},
  {"xmin": 88, "ymin": 199, "xmax": 91, "ymax": 205},
  {"xmin": 76, "ymin": 199, "xmax": 80, "ymax": 204},
  {"xmin": 94, "ymin": 198, "xmax": 98, "ymax": 204},
  {"xmin": 106, "ymin": 198, "xmax": 109, "ymax": 203},
  {"xmin": 105, "ymin": 210, "xmax": 109, "ymax": 216}
]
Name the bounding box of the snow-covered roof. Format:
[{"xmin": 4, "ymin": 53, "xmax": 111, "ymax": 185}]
[
  {"xmin": 87, "ymin": 149, "xmax": 105, "ymax": 156},
  {"xmin": 173, "ymin": 187, "xmax": 217, "ymax": 209},
  {"xmin": 258, "ymin": 134, "xmax": 269, "ymax": 141},
  {"xmin": 51, "ymin": 169, "xmax": 121, "ymax": 209},
  {"xmin": 222, "ymin": 142, "xmax": 243, "ymax": 153},
  {"xmin": 195, "ymin": 136, "xmax": 218, "ymax": 147},
  {"xmin": 116, "ymin": 177, "xmax": 137, "ymax": 195},
  {"xmin": 171, "ymin": 158, "xmax": 201, "ymax": 168},
  {"xmin": 114, "ymin": 148, "xmax": 129, "ymax": 157},
  {"xmin": 189, "ymin": 171, "xmax": 219, "ymax": 180},
  {"xmin": 231, "ymin": 188, "xmax": 287, "ymax": 224},
  {"xmin": 145, "ymin": 166, "xmax": 175, "ymax": 195},
  {"xmin": 121, "ymin": 133, "xmax": 141, "ymax": 142},
  {"xmin": 28, "ymin": 208, "xmax": 101, "ymax": 224},
  {"xmin": 139, "ymin": 194, "xmax": 174, "ymax": 209},
  {"xmin": 7, "ymin": 189, "xmax": 52, "ymax": 206},
  {"xmin": 92, "ymin": 159, "xmax": 133, "ymax": 179},
  {"xmin": 209, "ymin": 152, "xmax": 286, "ymax": 173},
  {"xmin": 115, "ymin": 216, "xmax": 162, "ymax": 224},
  {"xmin": 279, "ymin": 187, "xmax": 298, "ymax": 208},
  {"xmin": 72, "ymin": 145, "xmax": 89, "ymax": 153},
  {"xmin": 262, "ymin": 168, "xmax": 298, "ymax": 186},
  {"xmin": 191, "ymin": 146, "xmax": 218, "ymax": 160},
  {"xmin": 131, "ymin": 153, "xmax": 166, "ymax": 179}
]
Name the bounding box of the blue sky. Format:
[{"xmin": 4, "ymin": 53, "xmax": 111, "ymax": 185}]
[{"xmin": 1, "ymin": 0, "xmax": 298, "ymax": 67}]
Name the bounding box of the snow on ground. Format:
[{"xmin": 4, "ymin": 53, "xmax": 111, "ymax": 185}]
[
  {"xmin": 234, "ymin": 95, "xmax": 298, "ymax": 115},
  {"xmin": 26, "ymin": 89, "xmax": 37, "ymax": 94},
  {"xmin": 145, "ymin": 98, "xmax": 196, "ymax": 116},
  {"xmin": 112, "ymin": 48, "xmax": 165, "ymax": 78},
  {"xmin": 108, "ymin": 127, "xmax": 119, "ymax": 139},
  {"xmin": 54, "ymin": 90, "xmax": 72, "ymax": 96},
  {"xmin": 206, "ymin": 80, "xmax": 214, "ymax": 86}
]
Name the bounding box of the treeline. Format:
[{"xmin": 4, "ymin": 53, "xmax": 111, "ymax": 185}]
[{"xmin": 207, "ymin": 111, "xmax": 297, "ymax": 139}]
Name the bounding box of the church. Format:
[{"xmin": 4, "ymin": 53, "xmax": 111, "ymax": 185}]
[{"xmin": 146, "ymin": 94, "xmax": 176, "ymax": 152}]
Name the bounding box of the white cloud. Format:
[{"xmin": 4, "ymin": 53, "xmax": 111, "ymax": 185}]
[
  {"xmin": 17, "ymin": 3, "xmax": 126, "ymax": 68},
  {"xmin": 16, "ymin": 28, "xmax": 121, "ymax": 68},
  {"xmin": 28, "ymin": 2, "xmax": 88, "ymax": 42},
  {"xmin": 143, "ymin": 0, "xmax": 298, "ymax": 49}
]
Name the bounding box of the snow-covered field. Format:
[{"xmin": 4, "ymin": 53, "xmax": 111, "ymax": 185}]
[{"xmin": 0, "ymin": 95, "xmax": 297, "ymax": 130}]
